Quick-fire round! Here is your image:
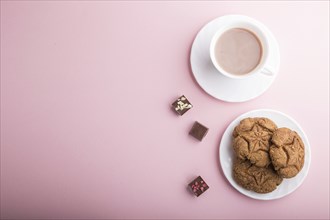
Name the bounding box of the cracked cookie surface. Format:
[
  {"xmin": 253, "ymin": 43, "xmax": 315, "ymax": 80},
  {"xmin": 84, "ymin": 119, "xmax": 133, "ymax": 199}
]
[
  {"xmin": 270, "ymin": 127, "xmax": 305, "ymax": 178},
  {"xmin": 233, "ymin": 159, "xmax": 283, "ymax": 193},
  {"xmin": 233, "ymin": 117, "xmax": 277, "ymax": 168}
]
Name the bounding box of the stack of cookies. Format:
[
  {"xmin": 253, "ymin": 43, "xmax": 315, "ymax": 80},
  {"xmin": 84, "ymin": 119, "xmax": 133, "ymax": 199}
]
[{"xmin": 232, "ymin": 117, "xmax": 305, "ymax": 194}]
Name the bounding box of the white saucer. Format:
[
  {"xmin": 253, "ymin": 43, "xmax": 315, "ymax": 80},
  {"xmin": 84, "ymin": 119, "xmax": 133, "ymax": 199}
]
[
  {"xmin": 190, "ymin": 15, "xmax": 280, "ymax": 102},
  {"xmin": 219, "ymin": 109, "xmax": 311, "ymax": 200}
]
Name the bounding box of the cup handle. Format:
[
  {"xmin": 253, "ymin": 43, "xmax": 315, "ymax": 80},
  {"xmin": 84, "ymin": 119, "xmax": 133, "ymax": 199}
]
[{"xmin": 261, "ymin": 66, "xmax": 275, "ymax": 76}]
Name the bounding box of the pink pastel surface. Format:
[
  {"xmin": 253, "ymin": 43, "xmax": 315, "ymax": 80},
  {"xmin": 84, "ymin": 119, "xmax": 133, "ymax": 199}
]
[{"xmin": 1, "ymin": 1, "xmax": 329, "ymax": 219}]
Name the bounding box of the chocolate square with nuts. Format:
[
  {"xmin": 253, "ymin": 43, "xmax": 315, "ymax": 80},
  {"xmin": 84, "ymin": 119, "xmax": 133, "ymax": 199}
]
[
  {"xmin": 188, "ymin": 176, "xmax": 209, "ymax": 197},
  {"xmin": 189, "ymin": 121, "xmax": 209, "ymax": 141},
  {"xmin": 172, "ymin": 95, "xmax": 193, "ymax": 116}
]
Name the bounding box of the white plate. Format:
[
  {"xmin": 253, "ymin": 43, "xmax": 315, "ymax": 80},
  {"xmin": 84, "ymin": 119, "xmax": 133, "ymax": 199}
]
[
  {"xmin": 219, "ymin": 109, "xmax": 311, "ymax": 200},
  {"xmin": 190, "ymin": 15, "xmax": 280, "ymax": 102}
]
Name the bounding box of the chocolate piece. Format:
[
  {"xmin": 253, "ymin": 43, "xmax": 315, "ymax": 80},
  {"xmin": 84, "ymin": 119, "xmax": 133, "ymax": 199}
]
[
  {"xmin": 188, "ymin": 176, "xmax": 209, "ymax": 197},
  {"xmin": 172, "ymin": 95, "xmax": 193, "ymax": 116},
  {"xmin": 189, "ymin": 121, "xmax": 209, "ymax": 141}
]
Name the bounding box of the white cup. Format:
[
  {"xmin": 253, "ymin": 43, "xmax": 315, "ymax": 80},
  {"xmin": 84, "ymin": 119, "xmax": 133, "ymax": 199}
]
[{"xmin": 210, "ymin": 21, "xmax": 274, "ymax": 79}]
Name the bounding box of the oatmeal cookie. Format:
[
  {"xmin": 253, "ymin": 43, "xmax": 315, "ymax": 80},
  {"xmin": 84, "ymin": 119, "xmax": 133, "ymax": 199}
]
[
  {"xmin": 270, "ymin": 127, "xmax": 305, "ymax": 178},
  {"xmin": 233, "ymin": 117, "xmax": 277, "ymax": 168},
  {"xmin": 233, "ymin": 159, "xmax": 283, "ymax": 193}
]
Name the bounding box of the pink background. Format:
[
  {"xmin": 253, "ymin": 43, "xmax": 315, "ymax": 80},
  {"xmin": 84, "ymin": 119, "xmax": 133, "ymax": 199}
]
[{"xmin": 1, "ymin": 1, "xmax": 329, "ymax": 219}]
